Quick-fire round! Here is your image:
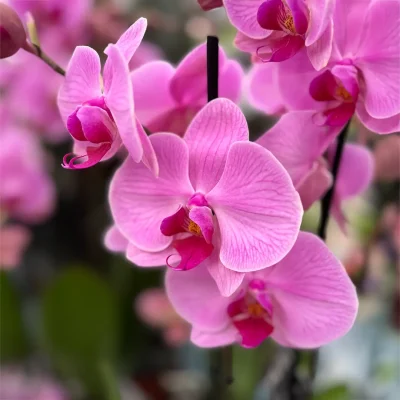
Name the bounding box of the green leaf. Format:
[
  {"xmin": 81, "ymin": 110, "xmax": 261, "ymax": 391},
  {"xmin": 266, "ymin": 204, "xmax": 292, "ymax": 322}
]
[
  {"xmin": 313, "ymin": 384, "xmax": 351, "ymax": 400},
  {"xmin": 0, "ymin": 271, "xmax": 27, "ymax": 362},
  {"xmin": 41, "ymin": 267, "xmax": 120, "ymax": 393}
]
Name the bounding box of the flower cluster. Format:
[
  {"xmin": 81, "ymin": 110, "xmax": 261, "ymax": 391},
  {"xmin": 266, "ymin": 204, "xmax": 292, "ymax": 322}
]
[
  {"xmin": 2, "ymin": 0, "xmax": 398, "ymax": 350},
  {"xmin": 65, "ymin": 0, "xmax": 398, "ymax": 349}
]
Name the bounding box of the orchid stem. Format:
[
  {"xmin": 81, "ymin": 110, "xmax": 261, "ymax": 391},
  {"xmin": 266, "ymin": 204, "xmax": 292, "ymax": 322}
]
[
  {"xmin": 317, "ymin": 120, "xmax": 351, "ymax": 240},
  {"xmin": 30, "ymin": 43, "xmax": 66, "ymax": 76},
  {"xmin": 24, "ymin": 13, "xmax": 65, "ymax": 76},
  {"xmin": 207, "ymin": 34, "xmax": 233, "ymax": 398},
  {"xmin": 207, "ymin": 35, "xmax": 219, "ymax": 102},
  {"xmin": 307, "ymin": 119, "xmax": 352, "ymax": 392}
]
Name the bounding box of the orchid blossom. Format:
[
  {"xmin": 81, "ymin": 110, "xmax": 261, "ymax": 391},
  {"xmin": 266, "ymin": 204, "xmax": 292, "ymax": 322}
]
[
  {"xmin": 267, "ymin": 0, "xmax": 400, "ymax": 134},
  {"xmin": 224, "ymin": 0, "xmax": 335, "ymax": 70},
  {"xmin": 108, "ymin": 99, "xmax": 302, "ymax": 296},
  {"xmin": 58, "ymin": 18, "xmax": 157, "ymax": 172},
  {"xmin": 166, "ymin": 232, "xmax": 358, "ymax": 348}
]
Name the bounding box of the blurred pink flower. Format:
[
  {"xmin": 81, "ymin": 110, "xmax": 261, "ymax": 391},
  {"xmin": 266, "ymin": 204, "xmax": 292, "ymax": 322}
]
[
  {"xmin": 198, "ymin": 0, "xmax": 223, "ymax": 11},
  {"xmin": 0, "ymin": 126, "xmax": 55, "ymax": 224},
  {"xmin": 227, "ymin": 0, "xmax": 335, "ymax": 70},
  {"xmin": 131, "ymin": 42, "xmax": 243, "ymax": 136},
  {"xmin": 374, "ymin": 136, "xmax": 400, "ymax": 182},
  {"xmin": 108, "ymin": 99, "xmax": 302, "ymax": 296},
  {"xmin": 135, "ymin": 288, "xmax": 190, "ymax": 346},
  {"xmin": 258, "ymin": 111, "xmax": 374, "ymax": 232},
  {"xmin": 0, "ymin": 224, "xmax": 31, "ymax": 269},
  {"xmin": 274, "ymin": 0, "xmax": 400, "ymax": 133},
  {"xmin": 0, "ymin": 50, "xmax": 67, "ymax": 143},
  {"xmin": 129, "ymin": 41, "xmax": 163, "ymax": 71},
  {"xmin": 58, "ymin": 18, "xmax": 157, "ymax": 172},
  {"xmin": 9, "ymin": 0, "xmax": 92, "ymax": 49},
  {"xmin": 0, "ymin": 369, "xmax": 67, "ymax": 400},
  {"xmin": 166, "ymin": 232, "xmax": 358, "ymax": 348}
]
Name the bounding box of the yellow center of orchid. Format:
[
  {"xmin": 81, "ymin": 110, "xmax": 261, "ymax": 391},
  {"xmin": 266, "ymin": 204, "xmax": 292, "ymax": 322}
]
[
  {"xmin": 336, "ymin": 84, "xmax": 353, "ymax": 102},
  {"xmin": 187, "ymin": 219, "xmax": 202, "ymax": 236},
  {"xmin": 247, "ymin": 302, "xmax": 266, "ymax": 318},
  {"xmin": 278, "ymin": 1, "xmax": 297, "ymax": 34}
]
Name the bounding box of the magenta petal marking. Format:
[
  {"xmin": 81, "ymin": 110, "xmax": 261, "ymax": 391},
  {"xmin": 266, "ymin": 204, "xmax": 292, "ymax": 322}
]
[
  {"xmin": 227, "ymin": 295, "xmax": 274, "ymax": 348},
  {"xmin": 286, "ymin": 0, "xmax": 308, "ymax": 34},
  {"xmin": 309, "ymin": 70, "xmax": 337, "ymax": 102},
  {"xmin": 62, "ymin": 143, "xmax": 111, "ymax": 170},
  {"xmin": 313, "ymin": 103, "xmax": 355, "ymax": 127},
  {"xmin": 234, "ymin": 317, "xmax": 274, "ymax": 348},
  {"xmin": 67, "ymin": 111, "xmax": 86, "ymax": 141},
  {"xmin": 187, "ymin": 193, "xmax": 209, "ymax": 207},
  {"xmin": 160, "ymin": 207, "xmax": 187, "ymax": 237},
  {"xmin": 188, "ymin": 206, "xmax": 214, "ymax": 244},
  {"xmin": 257, "ymin": 0, "xmax": 284, "ymax": 31},
  {"xmin": 257, "ymin": 34, "xmax": 304, "ymax": 62},
  {"xmin": 168, "ymin": 236, "xmax": 214, "ymax": 271}
]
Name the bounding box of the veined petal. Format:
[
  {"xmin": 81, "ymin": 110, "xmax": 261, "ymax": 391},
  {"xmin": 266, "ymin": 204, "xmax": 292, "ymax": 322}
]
[
  {"xmin": 185, "ymin": 99, "xmax": 248, "ymax": 193},
  {"xmin": 207, "ymin": 141, "xmax": 302, "ymax": 272},
  {"xmin": 356, "ymin": 103, "xmax": 400, "ymax": 135},
  {"xmin": 306, "ymin": 20, "xmax": 333, "ymax": 71},
  {"xmin": 305, "ymin": 0, "xmax": 335, "ymax": 46},
  {"xmin": 259, "ymin": 232, "xmax": 358, "ymax": 348},
  {"xmin": 112, "ymin": 17, "xmax": 148, "ymax": 63},
  {"xmin": 109, "ymin": 133, "xmax": 193, "ymax": 251},
  {"xmin": 223, "ymin": 0, "xmax": 270, "ymax": 39},
  {"xmin": 57, "ymin": 46, "xmax": 102, "ymax": 124},
  {"xmin": 166, "ymin": 265, "xmax": 233, "ymax": 331},
  {"xmin": 355, "ymin": 0, "xmax": 400, "ymax": 119},
  {"xmin": 257, "ymin": 111, "xmax": 340, "ymax": 186},
  {"xmin": 104, "ymin": 45, "xmax": 142, "ymax": 162}
]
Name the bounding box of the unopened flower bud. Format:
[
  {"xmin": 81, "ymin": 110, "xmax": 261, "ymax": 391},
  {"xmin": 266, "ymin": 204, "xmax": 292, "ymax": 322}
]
[
  {"xmin": 0, "ymin": 3, "xmax": 27, "ymax": 59},
  {"xmin": 197, "ymin": 0, "xmax": 223, "ymax": 11}
]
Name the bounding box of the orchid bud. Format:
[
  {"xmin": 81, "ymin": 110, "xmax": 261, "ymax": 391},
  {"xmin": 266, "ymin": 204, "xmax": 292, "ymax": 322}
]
[
  {"xmin": 197, "ymin": 0, "xmax": 223, "ymax": 11},
  {"xmin": 0, "ymin": 3, "xmax": 27, "ymax": 59}
]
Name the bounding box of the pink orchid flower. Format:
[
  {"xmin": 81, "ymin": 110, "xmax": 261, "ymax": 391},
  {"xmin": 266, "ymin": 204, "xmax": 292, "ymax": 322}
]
[
  {"xmin": 0, "ymin": 127, "xmax": 55, "ymax": 224},
  {"xmin": 0, "ymin": 224, "xmax": 31, "ymax": 269},
  {"xmin": 257, "ymin": 111, "xmax": 374, "ymax": 232},
  {"xmin": 109, "ymin": 99, "xmax": 303, "ymax": 296},
  {"xmin": 225, "ymin": 0, "xmax": 335, "ymax": 70},
  {"xmin": 135, "ymin": 288, "xmax": 190, "ymax": 346},
  {"xmin": 166, "ymin": 231, "xmax": 358, "ymax": 348},
  {"xmin": 131, "ymin": 43, "xmax": 243, "ymax": 136},
  {"xmin": 273, "ymin": 0, "xmax": 400, "ymax": 134},
  {"xmin": 58, "ymin": 18, "xmax": 157, "ymax": 172}
]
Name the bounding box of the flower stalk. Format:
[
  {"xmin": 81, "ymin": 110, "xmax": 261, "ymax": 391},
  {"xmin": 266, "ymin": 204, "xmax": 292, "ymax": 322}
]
[{"xmin": 207, "ymin": 34, "xmax": 234, "ymax": 398}]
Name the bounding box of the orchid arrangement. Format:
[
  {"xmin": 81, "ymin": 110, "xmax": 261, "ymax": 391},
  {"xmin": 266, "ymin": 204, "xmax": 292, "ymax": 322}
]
[{"xmin": 0, "ymin": 0, "xmax": 398, "ymax": 398}]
